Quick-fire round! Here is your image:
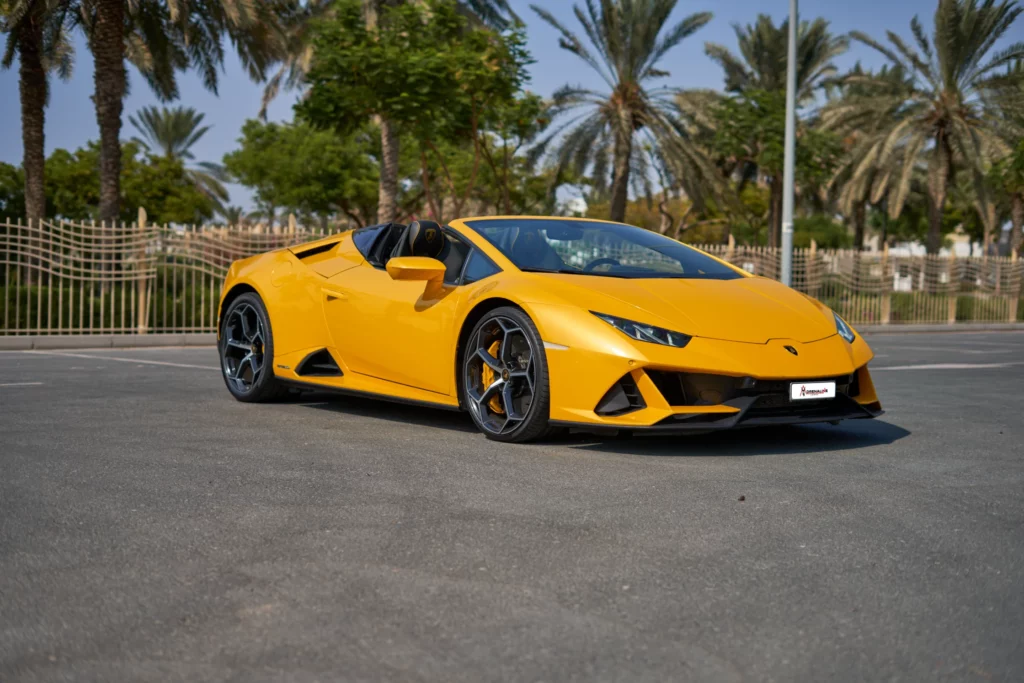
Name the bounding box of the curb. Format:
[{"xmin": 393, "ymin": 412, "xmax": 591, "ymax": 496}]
[
  {"xmin": 0, "ymin": 333, "xmax": 217, "ymax": 350},
  {"xmin": 859, "ymin": 323, "xmax": 1024, "ymax": 335}
]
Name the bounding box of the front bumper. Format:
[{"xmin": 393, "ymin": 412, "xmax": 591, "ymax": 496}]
[
  {"xmin": 539, "ymin": 312, "xmax": 882, "ymax": 430},
  {"xmin": 551, "ymin": 393, "xmax": 882, "ymax": 435}
]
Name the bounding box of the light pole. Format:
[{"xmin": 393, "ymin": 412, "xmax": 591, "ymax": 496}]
[{"xmin": 780, "ymin": 0, "xmax": 798, "ymax": 286}]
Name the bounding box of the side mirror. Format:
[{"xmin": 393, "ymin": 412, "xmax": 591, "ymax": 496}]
[{"xmin": 386, "ymin": 256, "xmax": 446, "ymax": 283}]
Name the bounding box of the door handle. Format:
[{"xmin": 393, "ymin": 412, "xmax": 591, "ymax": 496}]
[{"xmin": 322, "ymin": 286, "xmax": 348, "ymax": 302}]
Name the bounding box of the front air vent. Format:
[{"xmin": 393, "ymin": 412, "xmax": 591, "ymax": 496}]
[
  {"xmin": 644, "ymin": 370, "xmax": 858, "ymax": 407},
  {"xmin": 595, "ymin": 374, "xmax": 646, "ymax": 416},
  {"xmin": 295, "ymin": 349, "xmax": 343, "ymax": 377}
]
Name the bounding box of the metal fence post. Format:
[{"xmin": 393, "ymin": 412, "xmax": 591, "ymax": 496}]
[
  {"xmin": 136, "ymin": 207, "xmax": 149, "ymax": 334},
  {"xmin": 947, "ymin": 250, "xmax": 958, "ymax": 325},
  {"xmin": 1010, "ymin": 250, "xmax": 1021, "ymax": 323},
  {"xmin": 880, "ymin": 243, "xmax": 891, "ymax": 325}
]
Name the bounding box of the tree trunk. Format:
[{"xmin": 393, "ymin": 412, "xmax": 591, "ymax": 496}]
[
  {"xmin": 377, "ymin": 116, "xmax": 400, "ymax": 223},
  {"xmin": 657, "ymin": 188, "xmax": 675, "ymax": 235},
  {"xmin": 363, "ymin": 0, "xmax": 380, "ymax": 28},
  {"xmin": 925, "ymin": 137, "xmax": 950, "ymax": 255},
  {"xmin": 853, "ymin": 202, "xmax": 866, "ymax": 251},
  {"xmin": 18, "ymin": 15, "xmax": 46, "ymax": 225},
  {"xmin": 364, "ymin": 1, "xmax": 401, "ymax": 224},
  {"xmin": 1011, "ymin": 194, "xmax": 1023, "ymax": 256},
  {"xmin": 768, "ymin": 175, "xmax": 783, "ymax": 248},
  {"xmin": 609, "ymin": 128, "xmax": 632, "ymax": 223},
  {"xmin": 92, "ymin": 0, "xmax": 127, "ymax": 224}
]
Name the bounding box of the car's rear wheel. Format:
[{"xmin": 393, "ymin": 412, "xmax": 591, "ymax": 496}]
[
  {"xmin": 219, "ymin": 293, "xmax": 287, "ymax": 402},
  {"xmin": 462, "ymin": 307, "xmax": 555, "ymax": 443}
]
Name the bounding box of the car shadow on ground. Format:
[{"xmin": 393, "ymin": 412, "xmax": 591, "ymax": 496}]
[
  {"xmin": 284, "ymin": 390, "xmax": 911, "ymax": 456},
  {"xmin": 286, "ymin": 391, "xmax": 479, "ymax": 433},
  {"xmin": 561, "ymin": 420, "xmax": 911, "ymax": 457}
]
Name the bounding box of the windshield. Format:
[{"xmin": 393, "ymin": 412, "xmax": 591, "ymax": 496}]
[{"xmin": 466, "ymin": 219, "xmax": 742, "ymax": 280}]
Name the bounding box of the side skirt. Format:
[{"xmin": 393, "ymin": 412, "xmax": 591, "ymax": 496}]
[{"xmin": 280, "ymin": 378, "xmax": 463, "ymax": 413}]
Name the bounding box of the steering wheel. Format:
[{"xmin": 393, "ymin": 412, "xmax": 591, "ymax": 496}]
[{"xmin": 583, "ymin": 257, "xmax": 620, "ymax": 273}]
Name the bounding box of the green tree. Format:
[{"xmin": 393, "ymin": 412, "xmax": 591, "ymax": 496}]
[
  {"xmin": 224, "ymin": 119, "xmax": 380, "ymax": 228},
  {"xmin": 300, "ymin": 0, "xmax": 529, "ymax": 223},
  {"xmin": 0, "ymin": 161, "xmax": 27, "ymax": 218},
  {"xmin": 260, "ymin": 0, "xmax": 517, "ymax": 117},
  {"xmin": 712, "ymin": 90, "xmax": 843, "ymax": 241},
  {"xmin": 44, "ymin": 141, "xmax": 215, "ymax": 224},
  {"xmin": 1, "ymin": 0, "xmax": 75, "ymax": 224},
  {"xmin": 792, "ymin": 214, "xmax": 853, "ymax": 249},
  {"xmin": 823, "ymin": 0, "xmax": 1024, "ymax": 254},
  {"xmin": 529, "ymin": 0, "xmax": 714, "ymax": 223},
  {"xmin": 129, "ymin": 105, "xmax": 230, "ymax": 208},
  {"xmin": 262, "ymin": 0, "xmax": 516, "ymax": 222},
  {"xmin": 704, "ymin": 13, "xmax": 847, "ymax": 245},
  {"xmin": 475, "ymin": 92, "xmax": 549, "ymax": 215}
]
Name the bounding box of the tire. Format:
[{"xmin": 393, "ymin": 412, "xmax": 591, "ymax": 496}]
[
  {"xmin": 462, "ymin": 306, "xmax": 556, "ymax": 443},
  {"xmin": 219, "ymin": 292, "xmax": 288, "ymax": 403}
]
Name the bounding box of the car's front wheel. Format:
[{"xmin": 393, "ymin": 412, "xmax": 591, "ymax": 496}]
[
  {"xmin": 219, "ymin": 292, "xmax": 287, "ymax": 402},
  {"xmin": 462, "ymin": 307, "xmax": 555, "ymax": 443}
]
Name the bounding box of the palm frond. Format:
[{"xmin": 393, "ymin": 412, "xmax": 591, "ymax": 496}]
[
  {"xmin": 530, "ymin": 0, "xmax": 714, "ymax": 216},
  {"xmin": 129, "ymin": 105, "xmax": 211, "ymax": 161}
]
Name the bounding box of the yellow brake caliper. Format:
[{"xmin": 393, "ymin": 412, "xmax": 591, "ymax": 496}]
[{"xmin": 480, "ymin": 340, "xmax": 505, "ymax": 414}]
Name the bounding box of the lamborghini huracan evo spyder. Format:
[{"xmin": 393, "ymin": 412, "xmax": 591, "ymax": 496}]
[{"xmin": 217, "ymin": 217, "xmax": 882, "ymax": 442}]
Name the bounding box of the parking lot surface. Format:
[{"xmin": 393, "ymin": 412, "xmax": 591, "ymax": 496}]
[{"xmin": 2, "ymin": 332, "xmax": 1023, "ymax": 682}]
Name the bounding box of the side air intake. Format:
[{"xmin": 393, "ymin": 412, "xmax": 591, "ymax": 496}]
[
  {"xmin": 295, "ymin": 349, "xmax": 343, "ymax": 377},
  {"xmin": 595, "ymin": 374, "xmax": 646, "ymax": 416},
  {"xmin": 293, "ymin": 241, "xmax": 339, "ymax": 259}
]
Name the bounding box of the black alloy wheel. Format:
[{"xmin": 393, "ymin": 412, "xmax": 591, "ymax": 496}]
[
  {"xmin": 220, "ymin": 293, "xmax": 286, "ymax": 402},
  {"xmin": 463, "ymin": 307, "xmax": 555, "ymax": 442}
]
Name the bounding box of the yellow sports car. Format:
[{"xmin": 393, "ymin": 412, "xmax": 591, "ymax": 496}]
[{"xmin": 218, "ymin": 217, "xmax": 882, "ymax": 442}]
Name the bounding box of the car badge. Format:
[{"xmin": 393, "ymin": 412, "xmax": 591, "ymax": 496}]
[
  {"xmin": 784, "ymin": 345, "xmax": 798, "ymax": 356},
  {"xmin": 425, "ymin": 228, "xmax": 437, "ymax": 242}
]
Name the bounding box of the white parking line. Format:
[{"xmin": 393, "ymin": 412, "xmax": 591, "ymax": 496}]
[
  {"xmin": 873, "ymin": 362, "xmax": 1024, "ymax": 371},
  {"xmin": 24, "ymin": 351, "xmax": 218, "ymax": 371},
  {"xmin": 0, "ymin": 382, "xmax": 44, "ymax": 387},
  {"xmin": 886, "ymin": 345, "xmax": 1016, "ymax": 354}
]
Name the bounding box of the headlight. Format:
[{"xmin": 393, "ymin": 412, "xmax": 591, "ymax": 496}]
[
  {"xmin": 834, "ymin": 311, "xmax": 855, "ymax": 343},
  {"xmin": 592, "ymin": 312, "xmax": 691, "ymax": 348}
]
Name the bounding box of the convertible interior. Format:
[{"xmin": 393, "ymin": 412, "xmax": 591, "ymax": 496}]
[{"xmin": 367, "ymin": 221, "xmax": 470, "ymax": 283}]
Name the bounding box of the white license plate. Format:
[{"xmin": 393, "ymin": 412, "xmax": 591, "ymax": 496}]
[{"xmin": 790, "ymin": 381, "xmax": 836, "ymax": 401}]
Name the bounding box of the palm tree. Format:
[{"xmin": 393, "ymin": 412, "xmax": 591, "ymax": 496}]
[
  {"xmin": 823, "ymin": 0, "xmax": 1024, "ymax": 254},
  {"xmin": 529, "ymin": 0, "xmax": 714, "ymax": 223},
  {"xmin": 217, "ymin": 205, "xmax": 248, "ymax": 226},
  {"xmin": 1, "ymin": 0, "xmax": 75, "ymax": 224},
  {"xmin": 82, "ymin": 0, "xmax": 288, "ymax": 224},
  {"xmin": 826, "ymin": 64, "xmax": 917, "ymax": 249},
  {"xmin": 990, "ymin": 138, "xmax": 1024, "ymax": 255},
  {"xmin": 262, "ymin": 0, "xmax": 516, "ymax": 224},
  {"xmin": 705, "ymin": 13, "xmax": 847, "ymax": 245},
  {"xmin": 129, "ymin": 105, "xmax": 229, "ymax": 207},
  {"xmin": 705, "ymin": 14, "xmax": 848, "ymax": 102}
]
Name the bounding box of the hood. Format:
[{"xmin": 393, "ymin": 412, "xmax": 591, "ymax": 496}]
[{"xmin": 539, "ymin": 274, "xmax": 836, "ymax": 344}]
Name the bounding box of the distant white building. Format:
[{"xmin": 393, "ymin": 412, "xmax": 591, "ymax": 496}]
[
  {"xmin": 865, "ymin": 224, "xmax": 1011, "ymax": 258},
  {"xmin": 563, "ymin": 197, "xmax": 588, "ymax": 217}
]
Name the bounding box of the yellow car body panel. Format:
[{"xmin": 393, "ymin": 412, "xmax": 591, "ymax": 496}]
[{"xmin": 218, "ymin": 216, "xmax": 882, "ymax": 432}]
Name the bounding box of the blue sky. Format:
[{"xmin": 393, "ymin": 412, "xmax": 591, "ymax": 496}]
[{"xmin": 0, "ymin": 0, "xmax": 978, "ymax": 210}]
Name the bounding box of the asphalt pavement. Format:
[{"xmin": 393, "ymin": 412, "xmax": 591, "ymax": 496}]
[{"xmin": 1, "ymin": 332, "xmax": 1022, "ymax": 682}]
